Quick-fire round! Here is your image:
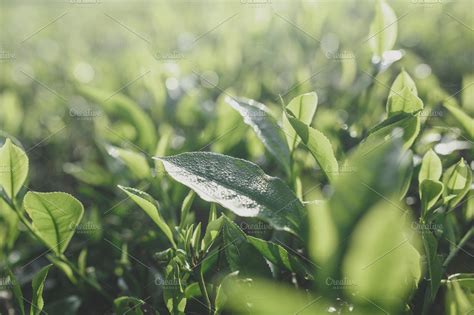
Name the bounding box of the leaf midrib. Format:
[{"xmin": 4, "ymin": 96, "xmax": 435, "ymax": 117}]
[{"xmin": 35, "ymin": 195, "xmax": 62, "ymax": 254}]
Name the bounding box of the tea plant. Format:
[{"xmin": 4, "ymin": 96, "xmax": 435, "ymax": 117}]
[{"xmin": 0, "ymin": 0, "xmax": 473, "ymax": 314}]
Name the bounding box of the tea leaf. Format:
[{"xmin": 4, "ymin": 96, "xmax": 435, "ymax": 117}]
[
  {"xmin": 282, "ymin": 92, "xmax": 318, "ymax": 150},
  {"xmin": 247, "ymin": 235, "xmax": 310, "ymax": 277},
  {"xmin": 156, "ymin": 152, "xmax": 306, "ymax": 238},
  {"xmin": 0, "ymin": 138, "xmax": 28, "ymax": 199},
  {"xmin": 342, "ymin": 201, "xmax": 421, "ymax": 311},
  {"xmin": 107, "ymin": 146, "xmax": 150, "ymax": 179},
  {"xmin": 163, "ymin": 259, "xmax": 187, "ymax": 315},
  {"xmin": 363, "ymin": 112, "xmax": 420, "ymax": 151},
  {"xmin": 118, "ymin": 186, "xmax": 176, "ymax": 248},
  {"xmin": 223, "ymin": 278, "xmax": 332, "ymax": 314},
  {"xmin": 225, "ymin": 97, "xmax": 291, "ymax": 175},
  {"xmin": 30, "ymin": 264, "xmax": 52, "ymax": 315},
  {"xmin": 442, "ymin": 159, "xmax": 472, "ymax": 210},
  {"xmin": 285, "ymin": 112, "xmax": 339, "ymax": 182},
  {"xmin": 419, "ymin": 149, "xmax": 442, "ymax": 183},
  {"xmin": 8, "ymin": 269, "xmax": 25, "ymax": 315},
  {"xmin": 222, "ymin": 217, "xmax": 271, "ymax": 277},
  {"xmin": 369, "ymin": 0, "xmax": 398, "ymax": 58},
  {"xmin": 23, "ymin": 192, "xmax": 84, "ymax": 255},
  {"xmin": 420, "ymin": 180, "xmax": 444, "ymax": 216},
  {"xmin": 388, "ymin": 70, "xmax": 418, "ymax": 98}
]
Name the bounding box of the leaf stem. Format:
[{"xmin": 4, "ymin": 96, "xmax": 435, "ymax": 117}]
[
  {"xmin": 443, "ymin": 226, "xmax": 474, "ymax": 267},
  {"xmin": 198, "ymin": 269, "xmax": 212, "ymax": 315}
]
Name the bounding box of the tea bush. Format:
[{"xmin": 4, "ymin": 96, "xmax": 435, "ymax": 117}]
[{"xmin": 0, "ymin": 0, "xmax": 473, "ymax": 314}]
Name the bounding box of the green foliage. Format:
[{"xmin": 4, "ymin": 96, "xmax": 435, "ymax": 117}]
[
  {"xmin": 0, "ymin": 1, "xmax": 472, "ymax": 314},
  {"xmin": 24, "ymin": 192, "xmax": 84, "ymax": 255},
  {"xmin": 157, "ymin": 152, "xmax": 306, "ymax": 238}
]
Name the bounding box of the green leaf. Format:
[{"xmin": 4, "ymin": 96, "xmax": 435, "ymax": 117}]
[
  {"xmin": 114, "ymin": 296, "xmax": 146, "ymax": 315},
  {"xmin": 420, "ymin": 180, "xmax": 444, "ymax": 216},
  {"xmin": 223, "ymin": 278, "xmax": 331, "ymax": 314},
  {"xmin": 179, "ymin": 190, "xmax": 195, "ymax": 229},
  {"xmin": 222, "ymin": 217, "xmax": 271, "ymax": 277},
  {"xmin": 285, "ymin": 112, "xmax": 339, "ymax": 182},
  {"xmin": 398, "ymin": 150, "xmax": 414, "ymax": 200},
  {"xmin": 0, "ymin": 198, "xmax": 20, "ymax": 253},
  {"xmin": 419, "ymin": 149, "xmax": 442, "ymax": 183},
  {"xmin": 30, "ymin": 264, "xmax": 52, "ymax": 315},
  {"xmin": 0, "ymin": 138, "xmax": 28, "ymax": 199},
  {"xmin": 225, "ymin": 97, "xmax": 291, "ymax": 175},
  {"xmin": 308, "ymin": 200, "xmax": 338, "ymax": 268},
  {"xmin": 201, "ymin": 215, "xmax": 224, "ymax": 252},
  {"xmin": 247, "ymin": 235, "xmax": 310, "ymax": 277},
  {"xmin": 8, "ymin": 269, "xmax": 26, "ymax": 315},
  {"xmin": 107, "ymin": 146, "xmax": 150, "ymax": 179},
  {"xmin": 362, "ymin": 112, "xmax": 420, "ymax": 151},
  {"xmin": 213, "ymin": 91, "xmax": 248, "ymax": 153},
  {"xmin": 118, "ymin": 186, "xmax": 176, "ymax": 248},
  {"xmin": 443, "ymin": 101, "xmax": 474, "ymax": 140},
  {"xmin": 282, "ymin": 92, "xmax": 318, "ymax": 150},
  {"xmin": 163, "ymin": 258, "xmax": 186, "ymax": 315},
  {"xmin": 388, "ymin": 70, "xmax": 418, "ymax": 99},
  {"xmin": 214, "ymin": 272, "xmax": 238, "ymax": 315},
  {"xmin": 442, "ymin": 159, "xmax": 472, "ymax": 210},
  {"xmin": 78, "ymin": 86, "xmax": 157, "ymax": 152},
  {"xmin": 368, "ymin": 0, "xmax": 398, "ymax": 58},
  {"xmin": 24, "ymin": 192, "xmax": 84, "ymax": 255},
  {"xmin": 314, "ymin": 135, "xmax": 408, "ymax": 287},
  {"xmin": 156, "ymin": 152, "xmax": 306, "ymax": 239},
  {"xmin": 387, "ymin": 86, "xmax": 423, "ymax": 116},
  {"xmin": 386, "ymin": 70, "xmax": 423, "ymax": 117},
  {"xmin": 445, "ymin": 280, "xmax": 474, "ymax": 315},
  {"xmin": 421, "ymin": 230, "xmax": 443, "ymax": 303},
  {"xmin": 342, "ymin": 201, "xmax": 422, "ymax": 312}
]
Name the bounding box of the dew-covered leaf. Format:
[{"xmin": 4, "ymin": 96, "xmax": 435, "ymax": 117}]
[{"xmin": 156, "ymin": 152, "xmax": 306, "ymax": 238}]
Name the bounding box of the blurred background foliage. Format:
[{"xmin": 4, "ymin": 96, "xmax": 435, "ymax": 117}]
[{"xmin": 0, "ymin": 0, "xmax": 473, "ymax": 314}]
